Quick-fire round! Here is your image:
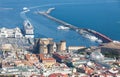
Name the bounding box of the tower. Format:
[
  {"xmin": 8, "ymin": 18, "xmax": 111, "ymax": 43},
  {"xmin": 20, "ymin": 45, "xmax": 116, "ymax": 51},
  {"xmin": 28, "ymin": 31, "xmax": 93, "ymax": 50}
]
[
  {"xmin": 48, "ymin": 42, "xmax": 57, "ymax": 53},
  {"xmin": 60, "ymin": 40, "xmax": 66, "ymax": 51},
  {"xmin": 39, "ymin": 38, "xmax": 53, "ymax": 54},
  {"xmin": 57, "ymin": 40, "xmax": 66, "ymax": 52}
]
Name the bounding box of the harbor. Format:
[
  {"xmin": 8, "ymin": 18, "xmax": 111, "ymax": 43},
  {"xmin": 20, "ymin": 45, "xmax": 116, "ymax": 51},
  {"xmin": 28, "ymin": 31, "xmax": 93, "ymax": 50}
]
[
  {"xmin": 0, "ymin": 0, "xmax": 120, "ymax": 76},
  {"xmin": 37, "ymin": 10, "xmax": 113, "ymax": 43}
]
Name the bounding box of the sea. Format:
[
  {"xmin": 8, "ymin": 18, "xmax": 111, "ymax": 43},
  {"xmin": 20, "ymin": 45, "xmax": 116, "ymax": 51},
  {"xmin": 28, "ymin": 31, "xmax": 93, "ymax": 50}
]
[{"xmin": 0, "ymin": 0, "xmax": 120, "ymax": 47}]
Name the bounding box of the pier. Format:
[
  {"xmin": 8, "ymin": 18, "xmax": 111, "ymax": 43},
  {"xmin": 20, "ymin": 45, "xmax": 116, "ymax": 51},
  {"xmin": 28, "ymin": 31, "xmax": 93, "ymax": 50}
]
[
  {"xmin": 38, "ymin": 12, "xmax": 112, "ymax": 43},
  {"xmin": 39, "ymin": 12, "xmax": 78, "ymax": 31}
]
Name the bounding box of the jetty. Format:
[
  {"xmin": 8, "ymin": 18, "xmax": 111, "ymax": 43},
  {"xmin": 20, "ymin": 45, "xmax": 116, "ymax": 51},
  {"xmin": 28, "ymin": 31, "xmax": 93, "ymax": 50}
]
[{"xmin": 37, "ymin": 11, "xmax": 112, "ymax": 43}]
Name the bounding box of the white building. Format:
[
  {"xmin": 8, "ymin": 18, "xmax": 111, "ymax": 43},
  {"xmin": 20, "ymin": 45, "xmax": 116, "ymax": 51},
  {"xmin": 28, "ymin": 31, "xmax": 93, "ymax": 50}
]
[{"xmin": 0, "ymin": 27, "xmax": 23, "ymax": 38}]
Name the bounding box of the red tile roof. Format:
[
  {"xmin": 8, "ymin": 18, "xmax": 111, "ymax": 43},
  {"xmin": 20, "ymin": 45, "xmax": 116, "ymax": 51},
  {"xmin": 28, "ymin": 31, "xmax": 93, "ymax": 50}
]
[
  {"xmin": 49, "ymin": 73, "xmax": 68, "ymax": 77},
  {"xmin": 53, "ymin": 53, "xmax": 68, "ymax": 59}
]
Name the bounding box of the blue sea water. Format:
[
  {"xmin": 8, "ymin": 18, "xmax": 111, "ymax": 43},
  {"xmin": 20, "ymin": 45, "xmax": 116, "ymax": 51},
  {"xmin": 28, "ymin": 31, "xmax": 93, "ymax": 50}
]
[{"xmin": 0, "ymin": 0, "xmax": 120, "ymax": 47}]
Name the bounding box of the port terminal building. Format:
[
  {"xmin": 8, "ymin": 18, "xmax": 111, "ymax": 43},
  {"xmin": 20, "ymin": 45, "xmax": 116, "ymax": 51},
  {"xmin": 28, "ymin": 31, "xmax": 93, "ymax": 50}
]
[{"xmin": 0, "ymin": 27, "xmax": 23, "ymax": 38}]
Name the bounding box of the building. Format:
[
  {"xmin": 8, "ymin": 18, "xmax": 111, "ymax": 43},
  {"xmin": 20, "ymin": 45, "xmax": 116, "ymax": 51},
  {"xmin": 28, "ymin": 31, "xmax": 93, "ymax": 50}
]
[
  {"xmin": 57, "ymin": 40, "xmax": 66, "ymax": 52},
  {"xmin": 39, "ymin": 38, "xmax": 53, "ymax": 45},
  {"xmin": 25, "ymin": 54, "xmax": 39, "ymax": 65},
  {"xmin": 60, "ymin": 40, "xmax": 66, "ymax": 51},
  {"xmin": 41, "ymin": 58, "xmax": 56, "ymax": 68},
  {"xmin": 48, "ymin": 42, "xmax": 57, "ymax": 53},
  {"xmin": 53, "ymin": 53, "xmax": 68, "ymax": 63},
  {"xmin": 1, "ymin": 44, "xmax": 13, "ymax": 51},
  {"xmin": 90, "ymin": 51, "xmax": 104, "ymax": 62},
  {"xmin": 38, "ymin": 54, "xmax": 44, "ymax": 61},
  {"xmin": 68, "ymin": 46, "xmax": 85, "ymax": 52},
  {"xmin": 38, "ymin": 54, "xmax": 56, "ymax": 67},
  {"xmin": 49, "ymin": 73, "xmax": 68, "ymax": 77},
  {"xmin": 39, "ymin": 44, "xmax": 48, "ymax": 54},
  {"xmin": 100, "ymin": 42, "xmax": 120, "ymax": 59},
  {"xmin": 36, "ymin": 38, "xmax": 67, "ymax": 54},
  {"xmin": 0, "ymin": 27, "xmax": 23, "ymax": 38},
  {"xmin": 38, "ymin": 38, "xmax": 53, "ymax": 54},
  {"xmin": 42, "ymin": 63, "xmax": 72, "ymax": 76},
  {"xmin": 30, "ymin": 74, "xmax": 45, "ymax": 77}
]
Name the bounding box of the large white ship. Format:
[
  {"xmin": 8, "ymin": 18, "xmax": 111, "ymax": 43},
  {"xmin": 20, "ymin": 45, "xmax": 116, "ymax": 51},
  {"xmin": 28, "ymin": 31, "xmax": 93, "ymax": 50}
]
[
  {"xmin": 23, "ymin": 20, "xmax": 34, "ymax": 38},
  {"xmin": 79, "ymin": 29, "xmax": 102, "ymax": 43},
  {"xmin": 84, "ymin": 34, "xmax": 102, "ymax": 43}
]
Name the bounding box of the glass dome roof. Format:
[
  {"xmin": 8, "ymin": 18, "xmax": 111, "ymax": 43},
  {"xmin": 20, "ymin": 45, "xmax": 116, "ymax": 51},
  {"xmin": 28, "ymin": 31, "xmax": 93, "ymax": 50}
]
[{"xmin": 90, "ymin": 51, "xmax": 104, "ymax": 61}]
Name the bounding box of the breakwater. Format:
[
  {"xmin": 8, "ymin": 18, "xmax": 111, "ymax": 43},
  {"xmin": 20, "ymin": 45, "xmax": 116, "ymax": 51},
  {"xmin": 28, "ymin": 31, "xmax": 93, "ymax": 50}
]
[{"xmin": 38, "ymin": 11, "xmax": 112, "ymax": 43}]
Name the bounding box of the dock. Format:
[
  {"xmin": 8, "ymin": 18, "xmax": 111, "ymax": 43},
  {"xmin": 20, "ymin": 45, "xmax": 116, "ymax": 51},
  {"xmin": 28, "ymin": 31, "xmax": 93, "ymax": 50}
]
[{"xmin": 38, "ymin": 12, "xmax": 112, "ymax": 43}]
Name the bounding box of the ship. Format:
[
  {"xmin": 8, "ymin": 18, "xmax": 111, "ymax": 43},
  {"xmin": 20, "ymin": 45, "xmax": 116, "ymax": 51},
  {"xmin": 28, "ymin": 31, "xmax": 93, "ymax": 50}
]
[
  {"xmin": 79, "ymin": 29, "xmax": 102, "ymax": 43},
  {"xmin": 84, "ymin": 34, "xmax": 102, "ymax": 43},
  {"xmin": 23, "ymin": 7, "xmax": 30, "ymax": 12},
  {"xmin": 57, "ymin": 25, "xmax": 70, "ymax": 30},
  {"xmin": 23, "ymin": 20, "xmax": 34, "ymax": 38},
  {"xmin": 85, "ymin": 29, "xmax": 112, "ymax": 43}
]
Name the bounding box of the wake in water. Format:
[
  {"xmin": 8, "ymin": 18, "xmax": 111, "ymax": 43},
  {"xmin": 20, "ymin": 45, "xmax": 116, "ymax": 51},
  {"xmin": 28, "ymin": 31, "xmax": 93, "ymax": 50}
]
[
  {"xmin": 116, "ymin": 21, "xmax": 120, "ymax": 24},
  {"xmin": 0, "ymin": 7, "xmax": 13, "ymax": 10},
  {"xmin": 20, "ymin": 11, "xmax": 27, "ymax": 20},
  {"xmin": 20, "ymin": 7, "xmax": 30, "ymax": 20}
]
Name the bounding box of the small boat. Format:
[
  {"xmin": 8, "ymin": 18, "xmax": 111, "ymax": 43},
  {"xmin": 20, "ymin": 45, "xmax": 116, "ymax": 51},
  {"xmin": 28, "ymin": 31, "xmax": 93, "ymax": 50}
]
[
  {"xmin": 23, "ymin": 7, "xmax": 30, "ymax": 12},
  {"xmin": 57, "ymin": 25, "xmax": 70, "ymax": 30}
]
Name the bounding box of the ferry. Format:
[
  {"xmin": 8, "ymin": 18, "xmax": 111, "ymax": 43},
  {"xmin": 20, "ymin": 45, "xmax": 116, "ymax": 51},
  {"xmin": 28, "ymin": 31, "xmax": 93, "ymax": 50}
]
[{"xmin": 57, "ymin": 25, "xmax": 70, "ymax": 30}]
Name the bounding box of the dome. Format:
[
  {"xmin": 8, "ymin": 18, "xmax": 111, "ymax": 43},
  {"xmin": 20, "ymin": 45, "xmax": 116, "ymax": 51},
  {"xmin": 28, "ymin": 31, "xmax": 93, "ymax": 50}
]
[
  {"xmin": 90, "ymin": 51, "xmax": 104, "ymax": 61},
  {"xmin": 87, "ymin": 61, "xmax": 93, "ymax": 67}
]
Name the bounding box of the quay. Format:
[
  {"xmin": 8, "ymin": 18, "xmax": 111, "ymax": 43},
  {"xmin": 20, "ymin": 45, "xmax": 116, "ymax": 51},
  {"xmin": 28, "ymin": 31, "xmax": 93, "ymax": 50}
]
[{"xmin": 38, "ymin": 12, "xmax": 112, "ymax": 43}]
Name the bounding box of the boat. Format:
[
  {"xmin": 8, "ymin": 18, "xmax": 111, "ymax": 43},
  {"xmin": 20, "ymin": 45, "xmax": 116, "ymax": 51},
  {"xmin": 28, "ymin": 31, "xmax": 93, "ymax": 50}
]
[
  {"xmin": 23, "ymin": 7, "xmax": 30, "ymax": 12},
  {"xmin": 57, "ymin": 25, "xmax": 70, "ymax": 30},
  {"xmin": 84, "ymin": 34, "xmax": 102, "ymax": 43}
]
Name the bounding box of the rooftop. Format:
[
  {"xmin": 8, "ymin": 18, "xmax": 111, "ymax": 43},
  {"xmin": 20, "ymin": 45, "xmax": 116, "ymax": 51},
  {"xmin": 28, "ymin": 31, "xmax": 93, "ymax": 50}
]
[
  {"xmin": 0, "ymin": 27, "xmax": 23, "ymax": 38},
  {"xmin": 49, "ymin": 73, "xmax": 68, "ymax": 77},
  {"xmin": 101, "ymin": 42, "xmax": 120, "ymax": 49},
  {"xmin": 42, "ymin": 58, "xmax": 56, "ymax": 61}
]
